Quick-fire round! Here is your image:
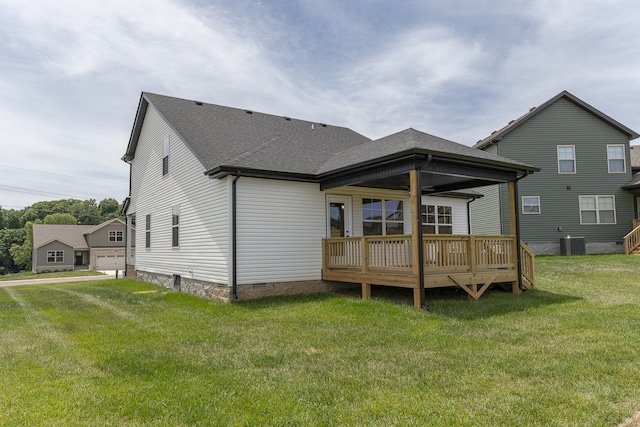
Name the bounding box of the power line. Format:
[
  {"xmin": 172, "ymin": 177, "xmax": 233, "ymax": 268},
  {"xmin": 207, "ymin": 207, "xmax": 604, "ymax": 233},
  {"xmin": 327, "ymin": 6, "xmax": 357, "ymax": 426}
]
[
  {"xmin": 0, "ymin": 164, "xmax": 124, "ymax": 184},
  {"xmin": 0, "ymin": 184, "xmax": 88, "ymax": 200}
]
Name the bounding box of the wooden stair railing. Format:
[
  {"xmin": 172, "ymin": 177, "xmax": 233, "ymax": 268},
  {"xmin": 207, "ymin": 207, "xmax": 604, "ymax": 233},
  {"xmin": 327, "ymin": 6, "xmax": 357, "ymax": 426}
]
[
  {"xmin": 520, "ymin": 241, "xmax": 535, "ymax": 289},
  {"xmin": 624, "ymin": 224, "xmax": 640, "ymax": 254}
]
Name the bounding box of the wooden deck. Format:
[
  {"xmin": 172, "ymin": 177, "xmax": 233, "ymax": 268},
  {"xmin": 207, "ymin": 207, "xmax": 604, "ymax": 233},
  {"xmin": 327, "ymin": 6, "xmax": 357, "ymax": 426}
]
[{"xmin": 322, "ymin": 234, "xmax": 535, "ymax": 308}]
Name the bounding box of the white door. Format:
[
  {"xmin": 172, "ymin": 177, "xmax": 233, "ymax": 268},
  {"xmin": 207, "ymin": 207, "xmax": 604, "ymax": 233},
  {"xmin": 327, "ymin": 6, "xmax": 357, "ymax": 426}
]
[{"xmin": 326, "ymin": 195, "xmax": 353, "ymax": 238}]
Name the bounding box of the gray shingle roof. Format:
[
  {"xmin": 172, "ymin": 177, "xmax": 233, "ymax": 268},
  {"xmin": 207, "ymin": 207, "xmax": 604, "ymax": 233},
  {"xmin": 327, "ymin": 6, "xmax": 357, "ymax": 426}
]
[
  {"xmin": 474, "ymin": 90, "xmax": 639, "ymax": 150},
  {"xmin": 124, "ymin": 93, "xmax": 539, "ymax": 180},
  {"xmin": 32, "ymin": 224, "xmax": 93, "ymax": 249},
  {"xmin": 320, "ymin": 128, "xmax": 536, "ymax": 174},
  {"xmin": 142, "ymin": 93, "xmax": 371, "ymax": 175}
]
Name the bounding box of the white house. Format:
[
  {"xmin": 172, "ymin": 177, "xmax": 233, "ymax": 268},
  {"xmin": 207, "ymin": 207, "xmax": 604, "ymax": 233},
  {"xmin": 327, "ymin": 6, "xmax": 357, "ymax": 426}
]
[{"xmin": 122, "ymin": 93, "xmax": 538, "ymax": 307}]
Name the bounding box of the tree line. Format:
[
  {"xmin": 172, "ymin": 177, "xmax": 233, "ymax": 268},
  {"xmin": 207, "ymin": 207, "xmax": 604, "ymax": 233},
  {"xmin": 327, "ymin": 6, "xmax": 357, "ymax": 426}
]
[{"xmin": 0, "ymin": 198, "xmax": 125, "ymax": 274}]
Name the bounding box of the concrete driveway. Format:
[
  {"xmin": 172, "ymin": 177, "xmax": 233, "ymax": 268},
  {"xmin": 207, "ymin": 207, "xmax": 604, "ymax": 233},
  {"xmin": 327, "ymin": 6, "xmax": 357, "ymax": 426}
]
[{"xmin": 0, "ymin": 273, "xmax": 116, "ymax": 288}]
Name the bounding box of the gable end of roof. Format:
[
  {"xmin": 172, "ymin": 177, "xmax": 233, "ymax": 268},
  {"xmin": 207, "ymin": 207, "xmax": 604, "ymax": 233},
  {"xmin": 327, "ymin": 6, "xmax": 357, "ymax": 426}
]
[{"xmin": 474, "ymin": 90, "xmax": 639, "ymax": 150}]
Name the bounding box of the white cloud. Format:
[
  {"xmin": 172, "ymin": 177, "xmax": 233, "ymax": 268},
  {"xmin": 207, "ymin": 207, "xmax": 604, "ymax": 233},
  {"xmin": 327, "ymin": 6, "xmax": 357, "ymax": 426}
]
[
  {"xmin": 335, "ymin": 27, "xmax": 484, "ymax": 138},
  {"xmin": 1, "ymin": 0, "xmax": 639, "ymax": 208}
]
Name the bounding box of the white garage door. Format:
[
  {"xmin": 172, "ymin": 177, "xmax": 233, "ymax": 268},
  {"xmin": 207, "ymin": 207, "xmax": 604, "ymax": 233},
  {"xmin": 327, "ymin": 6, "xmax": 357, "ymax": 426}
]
[{"xmin": 95, "ymin": 255, "xmax": 125, "ymax": 270}]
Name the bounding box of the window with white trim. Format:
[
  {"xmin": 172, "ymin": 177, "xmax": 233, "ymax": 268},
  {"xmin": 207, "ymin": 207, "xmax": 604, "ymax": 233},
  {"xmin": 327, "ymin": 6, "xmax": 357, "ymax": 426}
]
[
  {"xmin": 557, "ymin": 145, "xmax": 576, "ymax": 173},
  {"xmin": 362, "ymin": 198, "xmax": 404, "ymax": 235},
  {"xmin": 579, "ymin": 195, "xmax": 616, "ymax": 224},
  {"xmin": 522, "ymin": 196, "xmax": 541, "ymax": 214},
  {"xmin": 108, "ymin": 230, "xmax": 124, "ymax": 242},
  {"xmin": 162, "ymin": 136, "xmax": 169, "ymax": 176},
  {"xmin": 607, "ymin": 144, "xmax": 626, "ymax": 173},
  {"xmin": 421, "ymin": 205, "xmax": 453, "ymax": 234},
  {"xmin": 47, "ymin": 250, "xmax": 64, "ymax": 263},
  {"xmin": 172, "ymin": 205, "xmax": 180, "ymax": 247}
]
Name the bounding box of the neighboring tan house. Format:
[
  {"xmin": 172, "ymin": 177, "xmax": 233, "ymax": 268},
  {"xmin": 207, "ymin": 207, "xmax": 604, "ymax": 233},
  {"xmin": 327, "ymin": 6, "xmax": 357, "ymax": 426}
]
[
  {"xmin": 32, "ymin": 218, "xmax": 135, "ymax": 273},
  {"xmin": 471, "ymin": 90, "xmax": 640, "ymax": 255},
  {"xmin": 121, "ymin": 92, "xmax": 538, "ymax": 307}
]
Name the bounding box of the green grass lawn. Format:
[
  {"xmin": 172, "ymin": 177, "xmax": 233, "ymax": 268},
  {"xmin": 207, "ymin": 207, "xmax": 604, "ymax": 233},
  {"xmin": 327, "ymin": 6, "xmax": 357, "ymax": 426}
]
[{"xmin": 1, "ymin": 254, "xmax": 639, "ymax": 426}]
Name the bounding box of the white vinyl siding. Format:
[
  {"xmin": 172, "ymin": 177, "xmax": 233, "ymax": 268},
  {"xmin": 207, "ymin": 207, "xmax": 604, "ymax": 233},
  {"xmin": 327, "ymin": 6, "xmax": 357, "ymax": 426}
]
[
  {"xmin": 235, "ymin": 178, "xmax": 326, "ymax": 284},
  {"xmin": 128, "ymin": 106, "xmax": 230, "ymax": 285}
]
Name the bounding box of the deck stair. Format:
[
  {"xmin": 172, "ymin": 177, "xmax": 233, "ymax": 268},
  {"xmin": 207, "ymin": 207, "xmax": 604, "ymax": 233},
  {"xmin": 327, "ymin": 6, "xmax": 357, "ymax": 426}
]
[{"xmin": 623, "ymin": 222, "xmax": 640, "ymax": 255}]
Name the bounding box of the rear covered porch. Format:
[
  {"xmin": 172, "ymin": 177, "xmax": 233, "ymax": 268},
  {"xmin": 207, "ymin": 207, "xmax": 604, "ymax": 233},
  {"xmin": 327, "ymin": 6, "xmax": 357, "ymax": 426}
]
[{"xmin": 316, "ymin": 129, "xmax": 539, "ymax": 308}]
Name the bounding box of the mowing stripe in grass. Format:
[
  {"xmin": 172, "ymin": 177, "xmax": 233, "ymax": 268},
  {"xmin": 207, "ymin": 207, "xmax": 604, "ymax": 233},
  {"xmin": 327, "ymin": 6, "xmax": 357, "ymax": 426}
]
[
  {"xmin": 50, "ymin": 287, "xmax": 136, "ymax": 320},
  {"xmin": 3, "ymin": 287, "xmax": 102, "ymax": 378}
]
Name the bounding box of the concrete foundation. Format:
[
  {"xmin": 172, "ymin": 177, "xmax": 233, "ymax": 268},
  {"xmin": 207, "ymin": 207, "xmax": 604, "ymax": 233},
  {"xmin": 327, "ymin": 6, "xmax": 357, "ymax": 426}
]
[{"xmin": 526, "ymin": 241, "xmax": 624, "ymax": 256}]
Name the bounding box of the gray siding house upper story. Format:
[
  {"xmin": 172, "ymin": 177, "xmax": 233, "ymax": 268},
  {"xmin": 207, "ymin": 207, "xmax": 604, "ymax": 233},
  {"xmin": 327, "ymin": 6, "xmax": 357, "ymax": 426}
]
[
  {"xmin": 471, "ymin": 90, "xmax": 640, "ymax": 255},
  {"xmin": 32, "ymin": 218, "xmax": 135, "ymax": 273}
]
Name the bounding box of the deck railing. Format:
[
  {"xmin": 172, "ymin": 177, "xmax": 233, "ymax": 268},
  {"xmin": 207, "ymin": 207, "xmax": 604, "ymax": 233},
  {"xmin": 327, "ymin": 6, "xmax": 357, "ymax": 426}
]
[
  {"xmin": 520, "ymin": 241, "xmax": 536, "ymax": 288},
  {"xmin": 323, "ymin": 234, "xmax": 522, "ymax": 275},
  {"xmin": 624, "ymin": 224, "xmax": 640, "ymax": 254}
]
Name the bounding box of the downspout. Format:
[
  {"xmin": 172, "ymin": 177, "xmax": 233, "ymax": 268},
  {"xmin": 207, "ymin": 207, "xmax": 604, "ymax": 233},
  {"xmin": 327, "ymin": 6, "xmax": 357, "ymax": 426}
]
[
  {"xmin": 466, "ymin": 198, "xmax": 475, "ymax": 234},
  {"xmin": 416, "ymin": 155, "xmax": 432, "ymax": 310},
  {"xmin": 514, "ymin": 172, "xmax": 529, "ymax": 290},
  {"xmin": 231, "ymin": 175, "xmax": 241, "ymax": 300}
]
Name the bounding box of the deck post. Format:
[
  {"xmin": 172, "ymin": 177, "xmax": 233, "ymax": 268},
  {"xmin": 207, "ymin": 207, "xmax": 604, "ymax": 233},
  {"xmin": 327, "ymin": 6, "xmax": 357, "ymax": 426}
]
[
  {"xmin": 361, "ymin": 237, "xmax": 368, "ymax": 274},
  {"xmin": 362, "ymin": 283, "xmax": 371, "ymax": 300},
  {"xmin": 322, "ymin": 239, "xmax": 329, "ymax": 273},
  {"xmin": 469, "ymin": 235, "xmax": 476, "ymax": 275},
  {"xmin": 508, "ymin": 181, "xmax": 523, "ymax": 292},
  {"xmin": 410, "ymin": 168, "xmax": 426, "ymax": 309}
]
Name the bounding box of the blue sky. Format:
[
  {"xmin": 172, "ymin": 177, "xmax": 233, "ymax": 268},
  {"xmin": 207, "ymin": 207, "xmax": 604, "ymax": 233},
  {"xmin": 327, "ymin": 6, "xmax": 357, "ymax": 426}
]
[{"xmin": 1, "ymin": 0, "xmax": 639, "ymax": 209}]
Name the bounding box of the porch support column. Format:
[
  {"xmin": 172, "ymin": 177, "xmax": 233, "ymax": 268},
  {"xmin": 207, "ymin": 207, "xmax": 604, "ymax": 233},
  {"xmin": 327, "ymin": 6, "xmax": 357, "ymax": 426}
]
[
  {"xmin": 508, "ymin": 181, "xmax": 523, "ymax": 294},
  {"xmin": 410, "ymin": 168, "xmax": 426, "ymax": 309}
]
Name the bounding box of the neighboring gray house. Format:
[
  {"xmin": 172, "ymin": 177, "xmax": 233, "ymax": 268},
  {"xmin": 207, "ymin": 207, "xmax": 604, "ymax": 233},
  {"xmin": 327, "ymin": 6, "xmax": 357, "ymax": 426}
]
[
  {"xmin": 471, "ymin": 90, "xmax": 640, "ymax": 255},
  {"xmin": 121, "ymin": 92, "xmax": 538, "ymax": 305},
  {"xmin": 32, "ymin": 218, "xmax": 135, "ymax": 273}
]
